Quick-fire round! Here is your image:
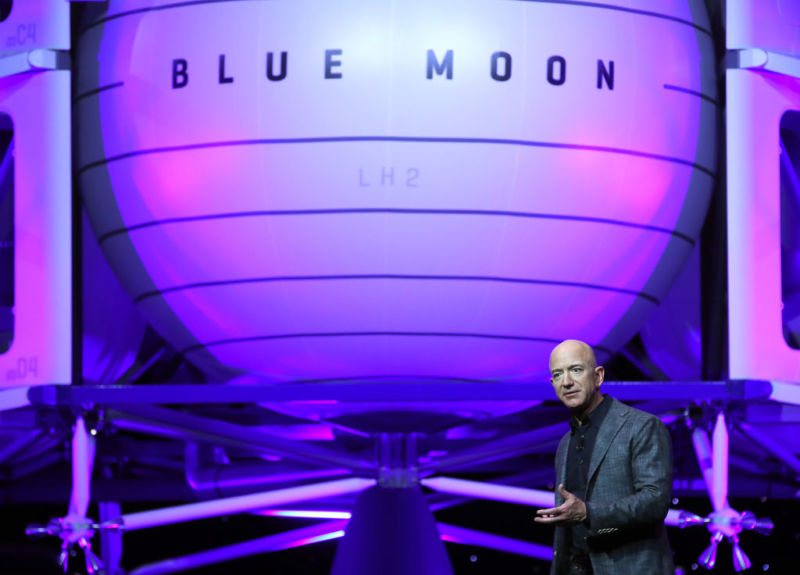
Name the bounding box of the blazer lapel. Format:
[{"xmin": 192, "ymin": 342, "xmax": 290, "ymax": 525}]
[{"xmin": 587, "ymin": 398, "xmax": 628, "ymax": 484}]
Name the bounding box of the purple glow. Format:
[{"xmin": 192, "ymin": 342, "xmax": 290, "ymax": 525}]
[
  {"xmin": 294, "ymin": 530, "xmax": 346, "ymax": 545},
  {"xmin": 736, "ymin": 422, "xmax": 800, "ymax": 476},
  {"xmin": 731, "ymin": 534, "xmax": 751, "ymax": 572},
  {"xmin": 69, "ymin": 416, "xmax": 95, "ymax": 519},
  {"xmin": 768, "ymin": 381, "xmax": 800, "ymax": 406},
  {"xmin": 121, "ymin": 478, "xmax": 375, "ymax": 531},
  {"xmin": 660, "ymin": 413, "xmax": 680, "ymax": 426},
  {"xmin": 81, "ymin": 210, "xmax": 148, "ymax": 386},
  {"xmin": 421, "ymin": 476, "xmax": 554, "ymax": 507},
  {"xmin": 438, "ymin": 522, "xmax": 552, "ymax": 561},
  {"xmin": 639, "ymin": 244, "xmax": 703, "ymax": 380},
  {"xmin": 0, "ymin": 429, "xmax": 41, "ymax": 466},
  {"xmin": 257, "ymin": 509, "xmax": 352, "ymax": 520},
  {"xmin": 0, "ymin": 386, "xmax": 31, "ymax": 411},
  {"xmin": 425, "ymin": 476, "xmax": 691, "ymax": 528},
  {"xmin": 186, "ymin": 462, "xmax": 354, "ymax": 500},
  {"xmin": 192, "ymin": 467, "xmax": 352, "ymax": 492},
  {"xmin": 128, "ymin": 520, "xmax": 349, "ymax": 575},
  {"xmin": 330, "ymin": 485, "xmax": 454, "ymax": 575},
  {"xmin": 665, "ymin": 509, "xmax": 685, "ymax": 527},
  {"xmin": 712, "ymin": 413, "xmax": 729, "ymax": 512},
  {"xmin": 692, "ymin": 427, "xmax": 717, "ymax": 509}
]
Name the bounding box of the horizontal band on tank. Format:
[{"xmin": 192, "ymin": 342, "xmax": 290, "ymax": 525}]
[
  {"xmin": 133, "ymin": 274, "xmax": 660, "ymax": 305},
  {"xmin": 79, "ymin": 0, "xmax": 229, "ymax": 35},
  {"xmin": 663, "ymin": 84, "xmax": 719, "ymax": 106},
  {"xmin": 78, "ymin": 0, "xmax": 713, "ymax": 38},
  {"xmin": 245, "ymin": 373, "xmax": 512, "ymax": 384},
  {"xmin": 180, "ymin": 331, "xmax": 623, "ymax": 356},
  {"xmin": 512, "ymin": 1, "xmax": 712, "ymax": 37},
  {"xmin": 96, "ymin": 208, "xmax": 696, "ymax": 246},
  {"xmin": 73, "ymin": 82, "xmax": 125, "ymax": 103},
  {"xmin": 78, "ymin": 135, "xmax": 716, "ymax": 179},
  {"xmin": 242, "ymin": 373, "xmax": 521, "ymax": 384}
]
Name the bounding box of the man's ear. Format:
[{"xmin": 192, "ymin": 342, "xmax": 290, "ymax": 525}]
[{"xmin": 594, "ymin": 365, "xmax": 604, "ymax": 386}]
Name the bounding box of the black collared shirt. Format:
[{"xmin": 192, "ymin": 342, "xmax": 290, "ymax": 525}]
[{"xmin": 565, "ymin": 394, "xmax": 611, "ymax": 556}]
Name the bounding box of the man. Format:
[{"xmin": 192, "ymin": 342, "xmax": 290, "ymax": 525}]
[{"xmin": 535, "ymin": 339, "xmax": 674, "ymax": 575}]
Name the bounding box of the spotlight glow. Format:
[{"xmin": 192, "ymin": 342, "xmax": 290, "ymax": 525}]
[{"xmin": 259, "ymin": 510, "xmax": 352, "ymax": 520}]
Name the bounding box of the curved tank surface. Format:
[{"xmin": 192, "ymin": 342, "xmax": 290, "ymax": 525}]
[{"xmin": 75, "ymin": 0, "xmax": 717, "ymax": 384}]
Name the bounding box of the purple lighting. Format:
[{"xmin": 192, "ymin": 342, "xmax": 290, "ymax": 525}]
[
  {"xmin": 712, "ymin": 413, "xmax": 729, "ymax": 512},
  {"xmin": 128, "ymin": 520, "xmax": 349, "ymax": 575},
  {"xmin": 736, "ymin": 421, "xmax": 800, "ymax": 476},
  {"xmin": 68, "ymin": 416, "xmax": 95, "ymax": 525},
  {"xmin": 768, "ymin": 380, "xmax": 800, "ymax": 406},
  {"xmin": 6, "ymin": 0, "xmax": 799, "ymax": 572},
  {"xmin": 692, "ymin": 427, "xmax": 720, "ymax": 508},
  {"xmin": 295, "ymin": 530, "xmax": 346, "ymax": 545},
  {"xmin": 421, "ymin": 476, "xmax": 554, "ymax": 507},
  {"xmin": 121, "ymin": 478, "xmax": 375, "ymax": 531},
  {"xmin": 257, "ymin": 509, "xmax": 352, "ymax": 520},
  {"xmin": 0, "ymin": 386, "xmax": 31, "ymax": 411},
  {"xmin": 438, "ymin": 523, "xmax": 552, "ymax": 561}
]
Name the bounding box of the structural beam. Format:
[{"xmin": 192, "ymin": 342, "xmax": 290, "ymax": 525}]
[
  {"xmin": 0, "ymin": 429, "xmax": 41, "ymax": 465},
  {"xmin": 120, "ymin": 478, "xmax": 375, "ymax": 531},
  {"xmin": 421, "ymin": 423, "xmax": 566, "ymax": 473},
  {"xmin": 736, "ymin": 422, "xmax": 800, "ymax": 476},
  {"xmin": 438, "ymin": 523, "xmax": 552, "ymax": 561},
  {"xmin": 108, "ymin": 405, "xmax": 374, "ymax": 473},
  {"xmin": 27, "ymin": 380, "xmax": 773, "ymax": 406},
  {"xmin": 422, "ymin": 476, "xmax": 554, "ymax": 507},
  {"xmin": 129, "ymin": 520, "xmax": 348, "ymax": 575}
]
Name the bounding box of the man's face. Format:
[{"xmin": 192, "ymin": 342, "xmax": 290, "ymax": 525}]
[{"xmin": 549, "ymin": 341, "xmax": 604, "ymax": 414}]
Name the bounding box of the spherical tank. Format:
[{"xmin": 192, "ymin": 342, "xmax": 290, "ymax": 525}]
[{"xmin": 75, "ymin": 0, "xmax": 717, "ymax": 383}]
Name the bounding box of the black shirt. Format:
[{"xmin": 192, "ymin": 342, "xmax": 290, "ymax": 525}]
[{"xmin": 565, "ymin": 394, "xmax": 611, "ymax": 556}]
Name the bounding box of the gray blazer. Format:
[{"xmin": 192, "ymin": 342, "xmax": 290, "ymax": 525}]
[{"xmin": 550, "ymin": 396, "xmax": 674, "ymax": 575}]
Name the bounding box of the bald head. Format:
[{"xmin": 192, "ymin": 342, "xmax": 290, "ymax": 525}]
[
  {"xmin": 548, "ymin": 339, "xmax": 604, "ymax": 417},
  {"xmin": 549, "ymin": 339, "xmax": 597, "ymax": 372}
]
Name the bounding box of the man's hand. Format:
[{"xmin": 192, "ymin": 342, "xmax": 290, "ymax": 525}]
[{"xmin": 534, "ymin": 484, "xmax": 587, "ymax": 525}]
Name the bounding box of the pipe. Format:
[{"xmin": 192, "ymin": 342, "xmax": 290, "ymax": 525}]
[
  {"xmin": 438, "ymin": 523, "xmax": 552, "ymax": 561},
  {"xmin": 120, "ymin": 477, "xmax": 375, "ymax": 531},
  {"xmin": 69, "ymin": 415, "xmax": 95, "ymax": 517},
  {"xmin": 711, "ymin": 412, "xmax": 729, "ymax": 512},
  {"xmin": 10, "ymin": 450, "xmax": 62, "ymax": 480},
  {"xmin": 188, "ymin": 461, "xmax": 352, "ymax": 499},
  {"xmin": 421, "ymin": 476, "xmax": 554, "ymax": 507},
  {"xmin": 129, "ymin": 520, "xmax": 348, "ymax": 575},
  {"xmin": 109, "ymin": 405, "xmax": 373, "ymax": 473},
  {"xmin": 691, "ymin": 427, "xmax": 718, "ymax": 509},
  {"xmin": 422, "ymin": 422, "xmax": 567, "ymax": 473},
  {"xmin": 0, "ymin": 429, "xmax": 42, "ymax": 465},
  {"xmin": 736, "ymin": 422, "xmax": 800, "ymax": 476}
]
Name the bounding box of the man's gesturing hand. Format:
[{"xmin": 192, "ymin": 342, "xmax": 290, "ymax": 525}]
[{"xmin": 534, "ymin": 484, "xmax": 587, "ymax": 525}]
